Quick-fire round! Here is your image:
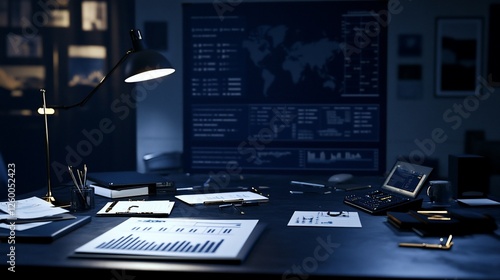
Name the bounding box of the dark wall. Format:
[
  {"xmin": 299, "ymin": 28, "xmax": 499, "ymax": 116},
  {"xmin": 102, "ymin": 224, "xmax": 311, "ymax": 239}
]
[{"xmin": 0, "ymin": 0, "xmax": 137, "ymax": 199}]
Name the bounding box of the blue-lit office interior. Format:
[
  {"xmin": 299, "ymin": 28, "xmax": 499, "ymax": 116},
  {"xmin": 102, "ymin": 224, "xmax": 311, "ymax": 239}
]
[{"xmin": 0, "ymin": 0, "xmax": 500, "ymax": 278}]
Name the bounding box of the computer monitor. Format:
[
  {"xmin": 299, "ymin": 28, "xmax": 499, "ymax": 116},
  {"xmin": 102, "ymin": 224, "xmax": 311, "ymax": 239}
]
[{"xmin": 182, "ymin": 1, "xmax": 388, "ymax": 177}]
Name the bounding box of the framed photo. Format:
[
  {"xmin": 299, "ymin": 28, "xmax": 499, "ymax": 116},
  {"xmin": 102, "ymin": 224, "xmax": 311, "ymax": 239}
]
[{"xmin": 435, "ymin": 18, "xmax": 482, "ymax": 97}]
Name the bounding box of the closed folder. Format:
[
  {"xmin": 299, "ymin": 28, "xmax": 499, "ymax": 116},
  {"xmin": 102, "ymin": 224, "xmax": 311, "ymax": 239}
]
[
  {"xmin": 0, "ymin": 215, "xmax": 91, "ymax": 243},
  {"xmin": 387, "ymin": 209, "xmax": 497, "ymax": 236},
  {"xmin": 0, "ymin": 213, "xmax": 77, "ymax": 224}
]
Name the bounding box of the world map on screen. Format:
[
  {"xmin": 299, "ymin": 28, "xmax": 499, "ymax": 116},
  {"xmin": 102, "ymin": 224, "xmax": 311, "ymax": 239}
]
[{"xmin": 242, "ymin": 24, "xmax": 344, "ymax": 97}]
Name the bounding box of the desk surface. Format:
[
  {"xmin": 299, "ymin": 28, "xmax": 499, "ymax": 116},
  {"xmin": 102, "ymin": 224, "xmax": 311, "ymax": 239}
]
[{"xmin": 2, "ymin": 173, "xmax": 500, "ymax": 279}]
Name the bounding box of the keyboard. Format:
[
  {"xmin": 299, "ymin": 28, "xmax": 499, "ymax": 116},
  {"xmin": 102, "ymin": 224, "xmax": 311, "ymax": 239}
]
[{"xmin": 344, "ymin": 189, "xmax": 412, "ymax": 214}]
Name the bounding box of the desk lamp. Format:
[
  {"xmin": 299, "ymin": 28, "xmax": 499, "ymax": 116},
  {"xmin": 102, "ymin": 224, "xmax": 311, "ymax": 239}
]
[{"xmin": 39, "ymin": 29, "xmax": 175, "ymax": 205}]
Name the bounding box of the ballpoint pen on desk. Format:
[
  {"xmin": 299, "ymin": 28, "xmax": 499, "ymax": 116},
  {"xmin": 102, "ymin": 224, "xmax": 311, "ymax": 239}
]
[
  {"xmin": 333, "ymin": 184, "xmax": 372, "ymax": 191},
  {"xmin": 203, "ymin": 198, "xmax": 244, "ymax": 205},
  {"xmin": 219, "ymin": 201, "xmax": 259, "ymax": 214},
  {"xmin": 290, "ymin": 180, "xmax": 326, "ymax": 188},
  {"xmin": 176, "ymin": 185, "xmax": 205, "ymax": 192},
  {"xmin": 218, "ymin": 199, "xmax": 262, "ymax": 215},
  {"xmin": 219, "ymin": 203, "xmax": 245, "ymax": 215},
  {"xmin": 289, "ymin": 180, "xmax": 332, "ymax": 194},
  {"xmin": 399, "ymin": 235, "xmax": 453, "ymax": 250},
  {"xmin": 290, "ymin": 190, "xmax": 332, "ymax": 195}
]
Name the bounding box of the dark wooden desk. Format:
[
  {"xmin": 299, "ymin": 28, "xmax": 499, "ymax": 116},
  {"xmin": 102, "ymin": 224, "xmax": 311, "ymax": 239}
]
[{"xmin": 1, "ymin": 173, "xmax": 500, "ymax": 279}]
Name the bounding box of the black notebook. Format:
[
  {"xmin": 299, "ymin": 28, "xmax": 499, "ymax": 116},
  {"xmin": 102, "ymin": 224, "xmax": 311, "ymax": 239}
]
[
  {"xmin": 344, "ymin": 161, "xmax": 433, "ymax": 215},
  {"xmin": 387, "ymin": 209, "xmax": 497, "ymax": 236}
]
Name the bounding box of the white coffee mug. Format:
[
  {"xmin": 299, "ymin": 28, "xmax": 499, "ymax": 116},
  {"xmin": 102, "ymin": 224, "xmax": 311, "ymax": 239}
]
[{"xmin": 427, "ymin": 180, "xmax": 452, "ymax": 205}]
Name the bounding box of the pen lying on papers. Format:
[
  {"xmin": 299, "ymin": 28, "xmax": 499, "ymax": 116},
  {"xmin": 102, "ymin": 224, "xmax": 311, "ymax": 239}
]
[
  {"xmin": 203, "ymin": 199, "xmax": 244, "ymax": 205},
  {"xmin": 219, "ymin": 201, "xmax": 261, "ymax": 207},
  {"xmin": 105, "ymin": 201, "xmax": 118, "ymax": 212}
]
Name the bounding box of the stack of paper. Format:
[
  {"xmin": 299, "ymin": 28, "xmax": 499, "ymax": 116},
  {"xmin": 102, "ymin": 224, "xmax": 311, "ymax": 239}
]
[
  {"xmin": 0, "ymin": 196, "xmax": 91, "ymax": 243},
  {"xmin": 0, "ymin": 196, "xmax": 72, "ymax": 230}
]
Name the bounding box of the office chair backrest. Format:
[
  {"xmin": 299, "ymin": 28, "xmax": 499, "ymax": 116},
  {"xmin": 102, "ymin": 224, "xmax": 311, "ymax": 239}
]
[{"xmin": 143, "ymin": 151, "xmax": 183, "ymax": 175}]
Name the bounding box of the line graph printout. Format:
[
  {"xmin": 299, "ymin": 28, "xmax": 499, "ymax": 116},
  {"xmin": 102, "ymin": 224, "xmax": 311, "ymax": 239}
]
[{"xmin": 73, "ymin": 218, "xmax": 260, "ymax": 260}]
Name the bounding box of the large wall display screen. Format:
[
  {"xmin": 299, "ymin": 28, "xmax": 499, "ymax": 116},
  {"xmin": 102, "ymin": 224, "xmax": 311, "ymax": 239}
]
[{"xmin": 183, "ymin": 1, "xmax": 388, "ymax": 177}]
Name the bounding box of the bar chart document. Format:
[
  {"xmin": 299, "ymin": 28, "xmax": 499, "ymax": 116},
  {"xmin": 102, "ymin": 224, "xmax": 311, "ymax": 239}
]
[{"xmin": 72, "ymin": 218, "xmax": 263, "ymax": 262}]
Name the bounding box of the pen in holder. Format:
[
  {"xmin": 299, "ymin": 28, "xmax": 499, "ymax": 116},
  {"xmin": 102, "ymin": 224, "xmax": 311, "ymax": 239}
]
[
  {"xmin": 68, "ymin": 164, "xmax": 94, "ymax": 212},
  {"xmin": 70, "ymin": 186, "xmax": 95, "ymax": 212}
]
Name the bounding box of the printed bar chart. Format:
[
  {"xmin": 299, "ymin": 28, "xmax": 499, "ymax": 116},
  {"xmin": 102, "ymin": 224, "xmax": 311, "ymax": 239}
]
[
  {"xmin": 96, "ymin": 233, "xmax": 225, "ymax": 253},
  {"xmin": 73, "ymin": 218, "xmax": 260, "ymax": 261}
]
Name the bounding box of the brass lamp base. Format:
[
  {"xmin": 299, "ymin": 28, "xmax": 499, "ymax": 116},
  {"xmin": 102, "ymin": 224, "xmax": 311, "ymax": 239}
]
[
  {"xmin": 43, "ymin": 194, "xmax": 55, "ymax": 203},
  {"xmin": 43, "ymin": 194, "xmax": 70, "ymax": 208}
]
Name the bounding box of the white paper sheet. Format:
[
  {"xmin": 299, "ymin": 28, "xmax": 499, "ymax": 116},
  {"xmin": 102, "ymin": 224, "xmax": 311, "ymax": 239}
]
[
  {"xmin": 0, "ymin": 196, "xmax": 68, "ymax": 219},
  {"xmin": 175, "ymin": 191, "xmax": 269, "ymax": 205},
  {"xmin": 96, "ymin": 200, "xmax": 175, "ymax": 216},
  {"xmin": 457, "ymin": 198, "xmax": 500, "ymax": 206},
  {"xmin": 287, "ymin": 211, "xmax": 362, "ymax": 227},
  {"xmin": 74, "ymin": 217, "xmax": 260, "ymax": 260}
]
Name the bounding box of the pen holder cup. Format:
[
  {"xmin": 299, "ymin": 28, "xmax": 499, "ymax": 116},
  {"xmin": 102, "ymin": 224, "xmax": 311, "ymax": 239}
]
[{"xmin": 70, "ymin": 187, "xmax": 95, "ymax": 212}]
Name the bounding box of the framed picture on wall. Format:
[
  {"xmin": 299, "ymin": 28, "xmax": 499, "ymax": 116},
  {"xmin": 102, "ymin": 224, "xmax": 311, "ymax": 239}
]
[{"xmin": 435, "ymin": 18, "xmax": 482, "ymax": 97}]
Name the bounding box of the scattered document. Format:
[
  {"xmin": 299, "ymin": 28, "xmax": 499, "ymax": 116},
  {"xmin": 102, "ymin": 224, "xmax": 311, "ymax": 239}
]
[
  {"xmin": 0, "ymin": 196, "xmax": 71, "ymax": 231},
  {"xmin": 0, "ymin": 221, "xmax": 52, "ymax": 231},
  {"xmin": 457, "ymin": 198, "xmax": 500, "ymax": 207},
  {"xmin": 0, "ymin": 196, "xmax": 68, "ymax": 219},
  {"xmin": 97, "ymin": 200, "xmax": 175, "ymax": 216},
  {"xmin": 287, "ymin": 211, "xmax": 362, "ymax": 227},
  {"xmin": 73, "ymin": 217, "xmax": 262, "ymax": 261},
  {"xmin": 175, "ymin": 191, "xmax": 269, "ymax": 205}
]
